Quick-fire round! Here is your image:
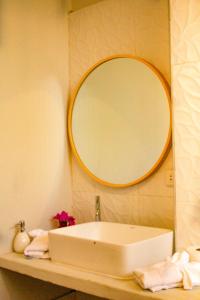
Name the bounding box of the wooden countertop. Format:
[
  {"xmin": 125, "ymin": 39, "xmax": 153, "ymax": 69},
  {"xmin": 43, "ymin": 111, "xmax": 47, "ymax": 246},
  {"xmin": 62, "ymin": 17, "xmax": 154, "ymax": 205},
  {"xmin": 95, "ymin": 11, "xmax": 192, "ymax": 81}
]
[{"xmin": 0, "ymin": 253, "xmax": 200, "ymax": 300}]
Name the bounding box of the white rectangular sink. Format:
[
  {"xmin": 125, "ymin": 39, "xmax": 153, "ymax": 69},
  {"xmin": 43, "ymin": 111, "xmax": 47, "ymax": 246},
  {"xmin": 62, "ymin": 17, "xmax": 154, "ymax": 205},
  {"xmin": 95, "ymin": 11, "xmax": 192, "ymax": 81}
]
[{"xmin": 49, "ymin": 222, "xmax": 173, "ymax": 278}]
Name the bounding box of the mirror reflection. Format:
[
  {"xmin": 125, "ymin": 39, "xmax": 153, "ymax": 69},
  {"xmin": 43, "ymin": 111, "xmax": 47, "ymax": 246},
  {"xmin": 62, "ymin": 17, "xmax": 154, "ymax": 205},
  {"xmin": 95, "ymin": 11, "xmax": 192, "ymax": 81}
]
[{"xmin": 68, "ymin": 56, "xmax": 171, "ymax": 187}]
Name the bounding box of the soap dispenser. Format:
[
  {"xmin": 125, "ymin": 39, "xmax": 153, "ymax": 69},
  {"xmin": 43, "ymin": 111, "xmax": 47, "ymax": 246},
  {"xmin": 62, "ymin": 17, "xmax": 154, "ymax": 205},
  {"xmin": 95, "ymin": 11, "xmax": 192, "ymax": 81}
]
[{"xmin": 13, "ymin": 220, "xmax": 30, "ymax": 253}]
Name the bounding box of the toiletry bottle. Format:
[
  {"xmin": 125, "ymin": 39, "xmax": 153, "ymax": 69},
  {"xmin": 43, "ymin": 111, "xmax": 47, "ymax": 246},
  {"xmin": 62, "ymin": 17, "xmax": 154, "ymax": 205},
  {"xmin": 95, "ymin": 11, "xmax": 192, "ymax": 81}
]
[{"xmin": 13, "ymin": 220, "xmax": 30, "ymax": 253}]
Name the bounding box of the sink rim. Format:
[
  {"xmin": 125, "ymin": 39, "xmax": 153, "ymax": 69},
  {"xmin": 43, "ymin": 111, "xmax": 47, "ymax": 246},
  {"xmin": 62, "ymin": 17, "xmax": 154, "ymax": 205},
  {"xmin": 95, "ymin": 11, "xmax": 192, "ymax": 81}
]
[{"xmin": 49, "ymin": 221, "xmax": 173, "ymax": 247}]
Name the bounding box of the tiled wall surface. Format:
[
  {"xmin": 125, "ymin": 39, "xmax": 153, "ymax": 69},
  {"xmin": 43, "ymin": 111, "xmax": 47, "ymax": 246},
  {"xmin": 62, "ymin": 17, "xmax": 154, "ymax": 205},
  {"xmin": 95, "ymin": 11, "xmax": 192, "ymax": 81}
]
[
  {"xmin": 171, "ymin": 0, "xmax": 200, "ymax": 249},
  {"xmin": 69, "ymin": 0, "xmax": 174, "ymax": 230}
]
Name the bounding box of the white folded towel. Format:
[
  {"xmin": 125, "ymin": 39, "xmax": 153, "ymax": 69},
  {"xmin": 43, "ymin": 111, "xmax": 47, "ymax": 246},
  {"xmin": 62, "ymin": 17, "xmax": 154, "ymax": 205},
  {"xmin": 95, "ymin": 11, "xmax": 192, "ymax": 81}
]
[
  {"xmin": 29, "ymin": 229, "xmax": 47, "ymax": 238},
  {"xmin": 150, "ymin": 282, "xmax": 183, "ymax": 293},
  {"xmin": 133, "ymin": 251, "xmax": 200, "ymax": 292},
  {"xmin": 182, "ymin": 262, "xmax": 200, "ymax": 289},
  {"xmin": 24, "ymin": 229, "xmax": 49, "ymax": 259},
  {"xmin": 133, "ymin": 260, "xmax": 183, "ymax": 292}
]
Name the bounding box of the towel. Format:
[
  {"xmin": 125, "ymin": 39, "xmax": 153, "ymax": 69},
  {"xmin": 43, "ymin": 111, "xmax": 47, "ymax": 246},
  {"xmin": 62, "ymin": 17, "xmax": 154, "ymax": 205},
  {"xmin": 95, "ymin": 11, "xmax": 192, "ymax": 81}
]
[
  {"xmin": 133, "ymin": 251, "xmax": 200, "ymax": 292},
  {"xmin": 29, "ymin": 229, "xmax": 47, "ymax": 238},
  {"xmin": 24, "ymin": 229, "xmax": 49, "ymax": 259},
  {"xmin": 182, "ymin": 262, "xmax": 200, "ymax": 289},
  {"xmin": 133, "ymin": 260, "xmax": 183, "ymax": 292}
]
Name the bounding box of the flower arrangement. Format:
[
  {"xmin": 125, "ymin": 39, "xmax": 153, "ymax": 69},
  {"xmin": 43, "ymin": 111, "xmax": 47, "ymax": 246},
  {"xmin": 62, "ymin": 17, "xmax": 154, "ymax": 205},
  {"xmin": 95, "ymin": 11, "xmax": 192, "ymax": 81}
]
[{"xmin": 53, "ymin": 211, "xmax": 76, "ymax": 228}]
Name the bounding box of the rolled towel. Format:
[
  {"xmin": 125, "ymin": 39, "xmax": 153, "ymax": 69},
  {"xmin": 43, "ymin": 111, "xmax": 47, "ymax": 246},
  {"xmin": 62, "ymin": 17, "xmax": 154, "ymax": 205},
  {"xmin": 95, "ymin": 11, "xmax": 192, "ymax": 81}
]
[
  {"xmin": 150, "ymin": 282, "xmax": 183, "ymax": 293},
  {"xmin": 24, "ymin": 230, "xmax": 49, "ymax": 259},
  {"xmin": 169, "ymin": 250, "xmax": 190, "ymax": 265},
  {"xmin": 182, "ymin": 262, "xmax": 200, "ymax": 290},
  {"xmin": 133, "ymin": 251, "xmax": 190, "ymax": 292},
  {"xmin": 133, "ymin": 260, "xmax": 183, "ymax": 292},
  {"xmin": 29, "ymin": 229, "xmax": 47, "ymax": 238}
]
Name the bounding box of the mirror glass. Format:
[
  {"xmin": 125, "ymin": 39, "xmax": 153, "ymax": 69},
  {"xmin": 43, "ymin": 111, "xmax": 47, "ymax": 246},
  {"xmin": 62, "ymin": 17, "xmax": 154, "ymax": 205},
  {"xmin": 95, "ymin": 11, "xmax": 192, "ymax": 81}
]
[{"xmin": 69, "ymin": 56, "xmax": 171, "ymax": 187}]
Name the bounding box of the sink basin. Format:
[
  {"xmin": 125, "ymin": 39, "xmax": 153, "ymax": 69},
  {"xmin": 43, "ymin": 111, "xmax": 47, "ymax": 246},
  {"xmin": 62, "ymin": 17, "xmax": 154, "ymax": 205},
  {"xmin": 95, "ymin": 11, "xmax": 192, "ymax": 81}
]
[{"xmin": 49, "ymin": 222, "xmax": 173, "ymax": 278}]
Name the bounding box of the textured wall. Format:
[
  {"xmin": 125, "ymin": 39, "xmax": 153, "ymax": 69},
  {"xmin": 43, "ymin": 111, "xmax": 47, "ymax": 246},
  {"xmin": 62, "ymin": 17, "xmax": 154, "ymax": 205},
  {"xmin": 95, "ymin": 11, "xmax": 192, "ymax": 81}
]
[
  {"xmin": 0, "ymin": 0, "xmax": 71, "ymax": 299},
  {"xmin": 170, "ymin": 0, "xmax": 200, "ymax": 249},
  {"xmin": 69, "ymin": 0, "xmax": 174, "ymax": 229}
]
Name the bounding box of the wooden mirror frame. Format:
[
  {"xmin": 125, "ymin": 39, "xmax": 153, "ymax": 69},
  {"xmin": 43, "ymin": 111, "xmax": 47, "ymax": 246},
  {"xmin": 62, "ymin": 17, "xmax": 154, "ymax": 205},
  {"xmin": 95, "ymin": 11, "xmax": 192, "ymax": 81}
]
[{"xmin": 68, "ymin": 55, "xmax": 172, "ymax": 188}]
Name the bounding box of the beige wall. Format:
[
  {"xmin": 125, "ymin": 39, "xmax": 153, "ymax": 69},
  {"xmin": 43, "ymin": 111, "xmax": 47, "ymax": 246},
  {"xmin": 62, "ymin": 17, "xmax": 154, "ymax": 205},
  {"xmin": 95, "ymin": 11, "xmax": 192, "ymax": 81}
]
[
  {"xmin": 170, "ymin": 0, "xmax": 200, "ymax": 249},
  {"xmin": 69, "ymin": 0, "xmax": 174, "ymax": 230},
  {"xmin": 0, "ymin": 1, "xmax": 175, "ymax": 299},
  {"xmin": 0, "ymin": 0, "xmax": 72, "ymax": 298},
  {"xmin": 69, "ymin": 0, "xmax": 103, "ymax": 12}
]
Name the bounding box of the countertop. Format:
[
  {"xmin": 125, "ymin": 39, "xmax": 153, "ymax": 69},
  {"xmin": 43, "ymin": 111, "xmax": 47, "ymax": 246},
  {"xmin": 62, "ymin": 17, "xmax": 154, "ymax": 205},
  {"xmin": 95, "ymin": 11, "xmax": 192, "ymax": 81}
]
[{"xmin": 0, "ymin": 253, "xmax": 200, "ymax": 300}]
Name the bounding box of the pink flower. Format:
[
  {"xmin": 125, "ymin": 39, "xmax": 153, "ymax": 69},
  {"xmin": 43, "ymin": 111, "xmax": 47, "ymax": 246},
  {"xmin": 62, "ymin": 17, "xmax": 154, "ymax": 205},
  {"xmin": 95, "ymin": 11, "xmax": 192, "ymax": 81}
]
[
  {"xmin": 53, "ymin": 213, "xmax": 61, "ymax": 220},
  {"xmin": 60, "ymin": 211, "xmax": 69, "ymax": 222},
  {"xmin": 53, "ymin": 211, "xmax": 76, "ymax": 228},
  {"xmin": 68, "ymin": 216, "xmax": 76, "ymax": 226}
]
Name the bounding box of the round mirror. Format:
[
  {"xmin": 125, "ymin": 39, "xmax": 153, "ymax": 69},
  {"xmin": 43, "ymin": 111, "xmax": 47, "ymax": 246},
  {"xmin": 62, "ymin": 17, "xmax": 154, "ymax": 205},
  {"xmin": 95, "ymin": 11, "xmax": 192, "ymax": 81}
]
[{"xmin": 68, "ymin": 55, "xmax": 171, "ymax": 187}]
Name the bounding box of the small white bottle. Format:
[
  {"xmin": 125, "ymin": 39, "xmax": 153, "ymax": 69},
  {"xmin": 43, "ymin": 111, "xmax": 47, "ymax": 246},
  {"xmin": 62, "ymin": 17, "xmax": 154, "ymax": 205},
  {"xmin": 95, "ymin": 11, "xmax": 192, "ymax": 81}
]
[{"xmin": 13, "ymin": 220, "xmax": 30, "ymax": 253}]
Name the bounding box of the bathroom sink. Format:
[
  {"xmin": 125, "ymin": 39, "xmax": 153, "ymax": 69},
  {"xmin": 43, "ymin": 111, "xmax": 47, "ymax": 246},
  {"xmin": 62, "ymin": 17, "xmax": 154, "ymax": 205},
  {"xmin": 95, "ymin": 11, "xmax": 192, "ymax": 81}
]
[{"xmin": 49, "ymin": 222, "xmax": 173, "ymax": 278}]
